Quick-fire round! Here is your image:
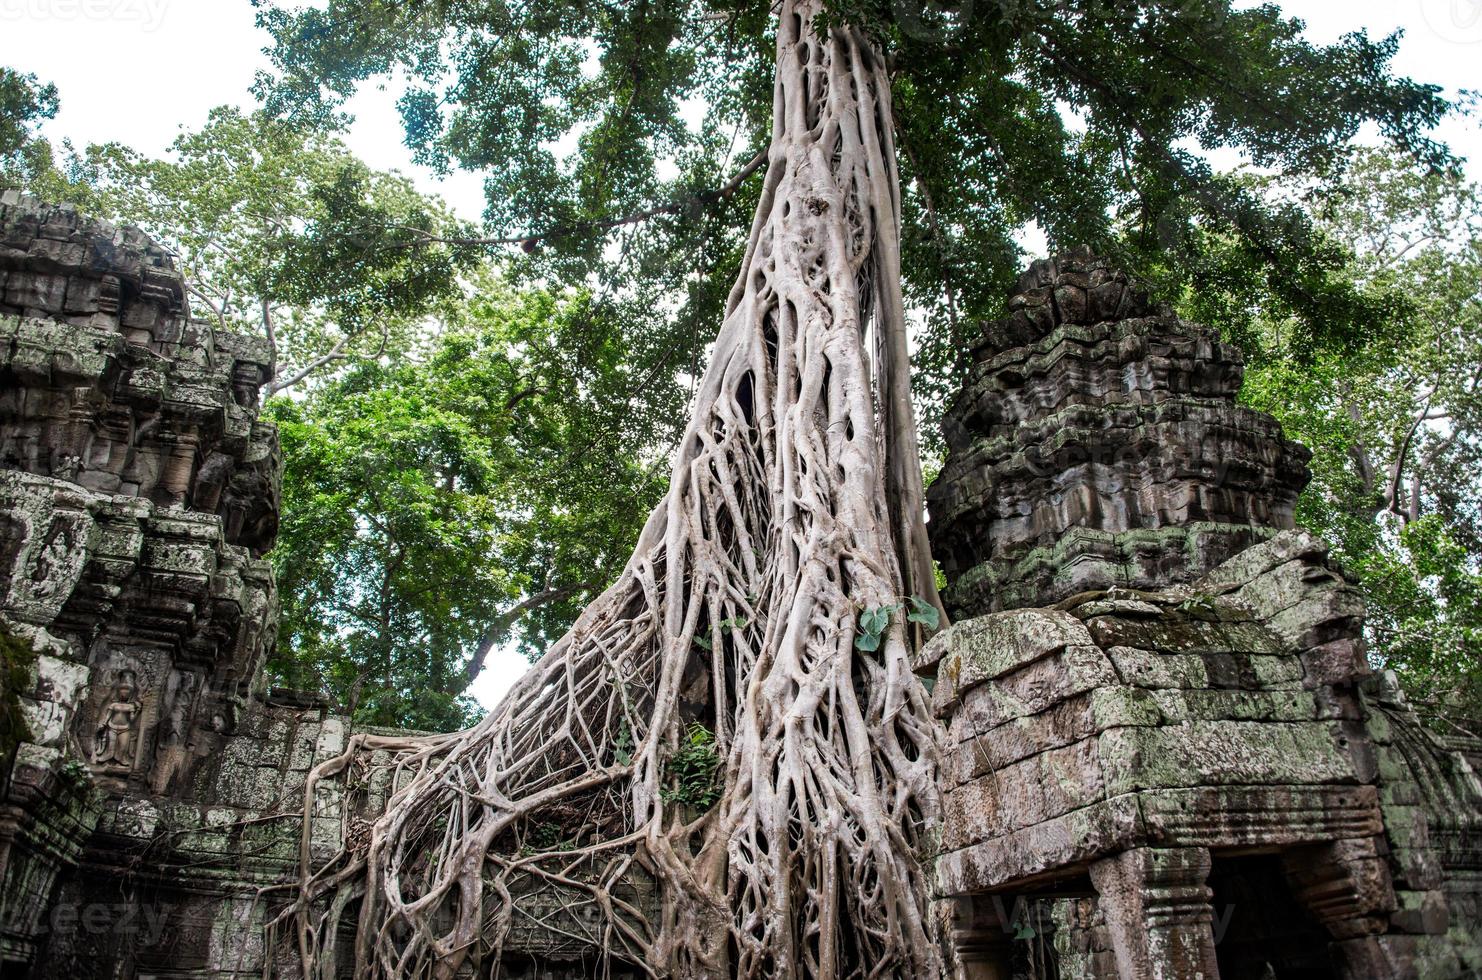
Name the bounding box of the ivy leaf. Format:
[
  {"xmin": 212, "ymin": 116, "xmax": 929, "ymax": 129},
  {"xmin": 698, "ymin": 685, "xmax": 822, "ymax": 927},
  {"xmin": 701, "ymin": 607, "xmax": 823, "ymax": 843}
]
[
  {"xmin": 854, "ymin": 631, "xmax": 882, "ymax": 652},
  {"xmin": 693, "ymin": 635, "xmax": 712, "ymax": 650}
]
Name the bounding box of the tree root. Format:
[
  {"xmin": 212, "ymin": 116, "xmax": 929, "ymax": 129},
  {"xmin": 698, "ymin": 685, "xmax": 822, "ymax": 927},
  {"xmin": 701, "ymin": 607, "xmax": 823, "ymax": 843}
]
[{"xmin": 271, "ymin": 3, "xmax": 948, "ymax": 976}]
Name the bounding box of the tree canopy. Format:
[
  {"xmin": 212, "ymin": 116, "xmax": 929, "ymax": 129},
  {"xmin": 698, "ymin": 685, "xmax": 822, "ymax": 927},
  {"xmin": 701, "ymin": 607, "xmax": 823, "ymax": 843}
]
[
  {"xmin": 269, "ymin": 277, "xmax": 670, "ymax": 730},
  {"xmin": 49, "ymin": 106, "xmax": 477, "ymax": 392},
  {"xmin": 0, "ymin": 67, "xmax": 59, "ymax": 184},
  {"xmin": 1235, "ymin": 147, "xmax": 1482, "ymax": 713},
  {"xmin": 253, "ymin": 0, "xmax": 1454, "ymax": 434}
]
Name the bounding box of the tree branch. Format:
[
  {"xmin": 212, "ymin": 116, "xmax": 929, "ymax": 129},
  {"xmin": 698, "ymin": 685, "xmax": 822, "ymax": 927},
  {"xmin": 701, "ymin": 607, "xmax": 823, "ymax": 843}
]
[
  {"xmin": 266, "ymin": 333, "xmax": 352, "ymax": 395},
  {"xmin": 463, "ymin": 582, "xmax": 599, "ymax": 686},
  {"xmin": 392, "ymin": 148, "xmax": 769, "ymax": 252},
  {"xmin": 187, "ymin": 283, "xmax": 227, "ymax": 331}
]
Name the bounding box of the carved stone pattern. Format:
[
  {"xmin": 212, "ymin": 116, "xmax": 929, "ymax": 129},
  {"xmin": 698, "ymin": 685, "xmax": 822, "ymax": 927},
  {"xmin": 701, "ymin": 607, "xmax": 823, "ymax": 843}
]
[{"xmin": 928, "ymin": 248, "xmax": 1312, "ymax": 617}]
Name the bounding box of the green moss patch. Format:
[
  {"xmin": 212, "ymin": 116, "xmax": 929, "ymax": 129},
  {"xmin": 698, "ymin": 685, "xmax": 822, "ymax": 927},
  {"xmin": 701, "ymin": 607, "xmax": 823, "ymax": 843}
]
[{"xmin": 0, "ymin": 622, "xmax": 37, "ymax": 759}]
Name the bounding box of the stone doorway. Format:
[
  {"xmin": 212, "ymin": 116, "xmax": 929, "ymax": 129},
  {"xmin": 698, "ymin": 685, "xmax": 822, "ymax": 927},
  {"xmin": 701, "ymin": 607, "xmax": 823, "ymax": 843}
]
[{"xmin": 1208, "ymin": 855, "xmax": 1339, "ymax": 980}]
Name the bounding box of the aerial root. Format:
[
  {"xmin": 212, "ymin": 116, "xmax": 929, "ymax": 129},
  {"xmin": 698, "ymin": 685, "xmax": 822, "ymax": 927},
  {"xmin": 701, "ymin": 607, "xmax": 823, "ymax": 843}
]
[{"xmin": 273, "ymin": 1, "xmax": 948, "ymax": 977}]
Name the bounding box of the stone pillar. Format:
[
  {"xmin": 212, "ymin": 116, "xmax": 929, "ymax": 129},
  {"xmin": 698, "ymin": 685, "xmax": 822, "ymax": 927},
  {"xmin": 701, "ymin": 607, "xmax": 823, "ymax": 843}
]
[
  {"xmin": 161, "ymin": 431, "xmax": 199, "ymax": 504},
  {"xmin": 1089, "ymin": 846, "xmax": 1221, "ymax": 980},
  {"xmin": 1282, "ymin": 837, "xmax": 1403, "ymax": 979}
]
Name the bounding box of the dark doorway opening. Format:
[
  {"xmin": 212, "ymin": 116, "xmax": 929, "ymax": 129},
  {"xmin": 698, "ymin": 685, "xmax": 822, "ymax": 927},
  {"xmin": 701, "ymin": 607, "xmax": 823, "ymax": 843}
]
[{"xmin": 1208, "ymin": 854, "xmax": 1338, "ymax": 980}]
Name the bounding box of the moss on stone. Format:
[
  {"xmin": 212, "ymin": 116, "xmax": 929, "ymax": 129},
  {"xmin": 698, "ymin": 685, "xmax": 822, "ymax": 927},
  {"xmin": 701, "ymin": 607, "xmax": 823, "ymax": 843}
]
[{"xmin": 0, "ymin": 622, "xmax": 37, "ymax": 759}]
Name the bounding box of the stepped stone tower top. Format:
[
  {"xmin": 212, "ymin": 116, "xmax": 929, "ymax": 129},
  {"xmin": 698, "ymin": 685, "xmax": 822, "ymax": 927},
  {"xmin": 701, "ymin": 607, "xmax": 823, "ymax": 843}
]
[{"xmin": 928, "ymin": 248, "xmax": 1312, "ymax": 617}]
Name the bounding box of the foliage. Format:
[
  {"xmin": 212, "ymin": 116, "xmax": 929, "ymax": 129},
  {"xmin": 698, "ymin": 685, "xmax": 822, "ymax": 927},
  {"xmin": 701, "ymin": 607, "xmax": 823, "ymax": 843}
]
[
  {"xmin": 0, "ymin": 67, "xmax": 58, "ymax": 185},
  {"xmin": 0, "ymin": 623, "xmax": 37, "ymax": 760},
  {"xmin": 857, "ymin": 596, "xmax": 939, "ymax": 651},
  {"xmin": 855, "ymin": 603, "xmax": 900, "ymax": 652},
  {"xmin": 8, "ymin": 101, "xmax": 477, "ymax": 392},
  {"xmin": 268, "ymin": 280, "xmax": 667, "ymax": 730},
  {"xmin": 659, "ymin": 724, "xmax": 723, "ymax": 810},
  {"xmin": 253, "ymin": 0, "xmax": 1453, "ymax": 452},
  {"xmin": 1234, "ymin": 148, "xmax": 1482, "ymax": 711},
  {"xmin": 906, "ymin": 594, "xmax": 941, "ymax": 630}
]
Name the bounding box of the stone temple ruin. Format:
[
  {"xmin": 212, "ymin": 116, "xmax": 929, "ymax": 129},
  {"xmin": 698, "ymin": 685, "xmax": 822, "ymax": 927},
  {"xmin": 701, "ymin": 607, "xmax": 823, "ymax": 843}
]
[
  {"xmin": 0, "ymin": 198, "xmax": 1478, "ymax": 978},
  {"xmin": 924, "ymin": 253, "xmax": 1482, "ymax": 978}
]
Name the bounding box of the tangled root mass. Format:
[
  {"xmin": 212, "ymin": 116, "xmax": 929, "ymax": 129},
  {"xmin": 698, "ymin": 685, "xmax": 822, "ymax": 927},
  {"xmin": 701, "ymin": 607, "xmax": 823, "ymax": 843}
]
[{"xmin": 273, "ymin": 3, "xmax": 948, "ymax": 976}]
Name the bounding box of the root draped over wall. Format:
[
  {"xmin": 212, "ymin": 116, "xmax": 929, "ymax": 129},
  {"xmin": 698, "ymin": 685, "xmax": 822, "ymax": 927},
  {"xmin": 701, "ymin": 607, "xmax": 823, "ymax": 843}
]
[{"xmin": 275, "ymin": 2, "xmax": 948, "ymax": 976}]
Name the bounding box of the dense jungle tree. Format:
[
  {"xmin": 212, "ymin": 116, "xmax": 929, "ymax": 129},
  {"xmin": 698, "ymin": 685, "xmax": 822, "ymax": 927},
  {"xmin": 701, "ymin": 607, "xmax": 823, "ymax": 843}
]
[
  {"xmin": 254, "ymin": 0, "xmax": 1459, "ymax": 976},
  {"xmin": 1229, "ymin": 148, "xmax": 1482, "ymax": 715},
  {"xmin": 270, "ymin": 279, "xmax": 671, "ymax": 730},
  {"xmin": 0, "ymin": 67, "xmax": 58, "ymax": 184}
]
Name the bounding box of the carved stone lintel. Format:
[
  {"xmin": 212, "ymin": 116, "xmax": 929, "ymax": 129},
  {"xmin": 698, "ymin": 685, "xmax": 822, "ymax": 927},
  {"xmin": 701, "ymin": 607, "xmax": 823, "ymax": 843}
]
[{"xmin": 1089, "ymin": 846, "xmax": 1220, "ymax": 980}]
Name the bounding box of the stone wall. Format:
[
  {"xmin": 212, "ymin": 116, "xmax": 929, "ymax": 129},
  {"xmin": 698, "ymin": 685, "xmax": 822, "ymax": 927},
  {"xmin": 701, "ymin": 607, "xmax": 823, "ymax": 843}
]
[
  {"xmin": 923, "ymin": 253, "xmax": 1482, "ymax": 980},
  {"xmin": 0, "ymin": 192, "xmax": 307, "ymax": 975}
]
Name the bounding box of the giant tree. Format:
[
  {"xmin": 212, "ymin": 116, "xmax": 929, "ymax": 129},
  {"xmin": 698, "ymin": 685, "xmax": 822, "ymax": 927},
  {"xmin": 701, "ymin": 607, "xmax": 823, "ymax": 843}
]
[{"xmin": 258, "ymin": 1, "xmax": 1455, "ymax": 976}]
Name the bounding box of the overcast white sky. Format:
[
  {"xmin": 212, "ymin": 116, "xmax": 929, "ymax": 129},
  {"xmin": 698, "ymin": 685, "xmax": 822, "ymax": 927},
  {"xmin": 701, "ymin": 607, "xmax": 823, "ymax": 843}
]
[{"xmin": 3, "ymin": 0, "xmax": 1478, "ymax": 709}]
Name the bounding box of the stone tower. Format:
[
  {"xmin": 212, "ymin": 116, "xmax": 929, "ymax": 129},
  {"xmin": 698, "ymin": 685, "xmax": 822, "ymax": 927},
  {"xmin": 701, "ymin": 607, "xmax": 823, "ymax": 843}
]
[
  {"xmin": 922, "ymin": 251, "xmax": 1482, "ymax": 980},
  {"xmin": 928, "ymin": 248, "xmax": 1312, "ymax": 617}
]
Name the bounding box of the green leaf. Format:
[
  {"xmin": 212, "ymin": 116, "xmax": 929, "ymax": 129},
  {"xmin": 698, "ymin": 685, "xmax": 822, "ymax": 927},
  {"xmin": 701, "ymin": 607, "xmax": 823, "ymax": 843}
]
[
  {"xmin": 854, "ymin": 631, "xmax": 882, "ymax": 652},
  {"xmin": 859, "ymin": 605, "xmax": 897, "ymax": 637},
  {"xmin": 906, "ymin": 596, "xmax": 941, "ymax": 631}
]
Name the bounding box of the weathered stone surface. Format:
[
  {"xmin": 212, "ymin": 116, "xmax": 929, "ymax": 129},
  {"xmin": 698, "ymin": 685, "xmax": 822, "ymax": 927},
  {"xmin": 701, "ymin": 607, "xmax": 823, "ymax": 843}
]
[
  {"xmin": 928, "ymin": 527, "xmax": 1482, "ymax": 974},
  {"xmin": 0, "ymin": 195, "xmax": 297, "ymax": 974},
  {"xmin": 928, "ymin": 249, "xmax": 1311, "ymax": 616},
  {"xmin": 926, "ymin": 255, "xmax": 1482, "ymax": 979}
]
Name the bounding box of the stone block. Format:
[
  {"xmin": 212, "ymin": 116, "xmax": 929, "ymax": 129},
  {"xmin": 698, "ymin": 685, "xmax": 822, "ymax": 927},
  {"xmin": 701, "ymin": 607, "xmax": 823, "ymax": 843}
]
[
  {"xmin": 924, "ymin": 609, "xmax": 1094, "ymax": 710},
  {"xmin": 1097, "ymin": 720, "xmax": 1357, "ymax": 797},
  {"xmin": 951, "ymin": 644, "xmax": 1119, "ymax": 730},
  {"xmin": 937, "ymin": 794, "xmax": 1146, "ymax": 894},
  {"xmin": 1137, "ymin": 785, "xmax": 1383, "ymax": 849},
  {"xmin": 955, "ymin": 686, "xmax": 1159, "ymax": 777},
  {"xmin": 1105, "ymin": 646, "xmax": 1209, "ymax": 689}
]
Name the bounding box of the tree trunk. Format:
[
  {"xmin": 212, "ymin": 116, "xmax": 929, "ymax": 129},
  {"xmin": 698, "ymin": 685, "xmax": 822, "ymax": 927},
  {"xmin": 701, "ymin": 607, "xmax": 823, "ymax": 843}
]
[{"xmin": 276, "ymin": 3, "xmax": 948, "ymax": 977}]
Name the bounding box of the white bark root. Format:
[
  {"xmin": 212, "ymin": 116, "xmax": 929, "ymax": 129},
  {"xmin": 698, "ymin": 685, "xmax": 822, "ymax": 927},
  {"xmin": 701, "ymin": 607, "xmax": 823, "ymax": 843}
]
[{"xmin": 272, "ymin": 3, "xmax": 948, "ymax": 977}]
